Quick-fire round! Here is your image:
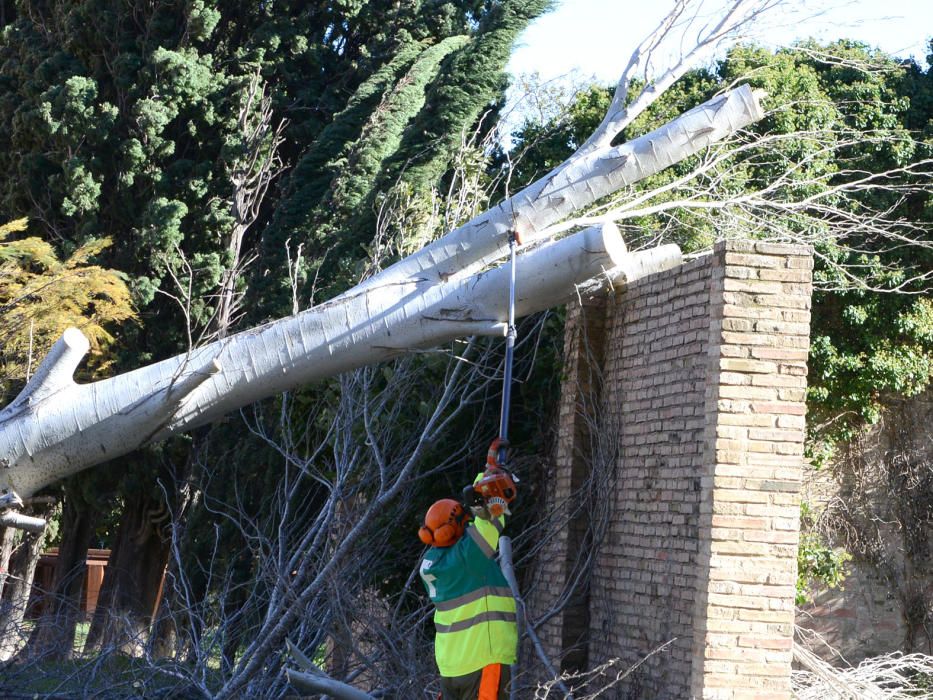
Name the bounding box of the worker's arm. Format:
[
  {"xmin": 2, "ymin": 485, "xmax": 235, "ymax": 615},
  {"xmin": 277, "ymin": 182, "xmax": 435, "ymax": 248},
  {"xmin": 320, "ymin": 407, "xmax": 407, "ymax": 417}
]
[
  {"xmin": 465, "ymin": 472, "xmax": 506, "ymax": 558},
  {"xmin": 467, "ymin": 513, "xmax": 504, "ymax": 558}
]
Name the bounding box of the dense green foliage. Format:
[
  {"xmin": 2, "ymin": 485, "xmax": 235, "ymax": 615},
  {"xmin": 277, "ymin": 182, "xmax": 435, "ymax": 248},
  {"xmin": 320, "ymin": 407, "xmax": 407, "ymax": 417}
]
[{"xmin": 796, "ymin": 502, "xmax": 850, "ymax": 605}]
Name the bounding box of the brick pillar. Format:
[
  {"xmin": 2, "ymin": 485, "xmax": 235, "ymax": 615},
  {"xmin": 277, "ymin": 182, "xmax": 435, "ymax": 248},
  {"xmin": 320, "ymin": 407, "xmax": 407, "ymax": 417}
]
[
  {"xmin": 691, "ymin": 241, "xmax": 813, "ymax": 699},
  {"xmin": 538, "ymin": 238, "xmax": 813, "ymax": 699}
]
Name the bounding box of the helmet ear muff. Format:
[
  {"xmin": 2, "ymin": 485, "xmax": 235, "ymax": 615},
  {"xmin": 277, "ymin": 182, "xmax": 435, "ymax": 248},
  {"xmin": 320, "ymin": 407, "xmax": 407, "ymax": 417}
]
[
  {"xmin": 418, "ymin": 525, "xmax": 434, "ymax": 546},
  {"xmin": 432, "ymin": 523, "xmax": 457, "ymax": 548}
]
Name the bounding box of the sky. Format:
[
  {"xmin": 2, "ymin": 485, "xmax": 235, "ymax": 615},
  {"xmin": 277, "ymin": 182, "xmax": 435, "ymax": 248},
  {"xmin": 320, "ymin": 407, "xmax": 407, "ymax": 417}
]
[{"xmin": 507, "ymin": 0, "xmax": 933, "ymax": 85}]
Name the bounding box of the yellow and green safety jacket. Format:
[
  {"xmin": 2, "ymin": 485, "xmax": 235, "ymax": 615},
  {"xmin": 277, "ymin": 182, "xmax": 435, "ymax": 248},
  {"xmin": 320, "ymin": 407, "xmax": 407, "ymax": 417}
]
[{"xmin": 420, "ymin": 514, "xmax": 518, "ymax": 677}]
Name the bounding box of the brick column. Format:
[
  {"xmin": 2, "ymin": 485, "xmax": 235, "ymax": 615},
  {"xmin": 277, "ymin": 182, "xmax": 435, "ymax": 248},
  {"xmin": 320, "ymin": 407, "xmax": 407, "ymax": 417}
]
[
  {"xmin": 691, "ymin": 241, "xmax": 813, "ymax": 699},
  {"xmin": 538, "ymin": 239, "xmax": 812, "ymax": 699}
]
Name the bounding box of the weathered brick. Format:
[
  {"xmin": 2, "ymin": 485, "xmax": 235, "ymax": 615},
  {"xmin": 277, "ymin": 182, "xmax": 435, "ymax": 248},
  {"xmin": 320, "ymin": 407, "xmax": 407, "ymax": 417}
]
[
  {"xmin": 705, "ymin": 632, "xmax": 741, "ymax": 647},
  {"xmin": 722, "ymin": 303, "xmax": 781, "ymax": 320},
  {"xmin": 770, "ymin": 493, "xmax": 801, "ymax": 506},
  {"xmin": 709, "ymin": 567, "xmax": 772, "ymax": 584},
  {"xmin": 720, "ymin": 358, "xmax": 778, "ymax": 373},
  {"xmin": 738, "ymin": 635, "xmax": 794, "ymax": 650},
  {"xmin": 757, "ymin": 268, "xmax": 812, "ymax": 283},
  {"xmin": 777, "ymin": 416, "xmax": 807, "ymax": 429},
  {"xmin": 703, "ymin": 621, "xmax": 759, "ymax": 639},
  {"xmin": 715, "ymin": 465, "xmax": 791, "ymax": 479},
  {"xmin": 723, "ymin": 278, "xmax": 784, "ymax": 294},
  {"xmin": 771, "ymin": 518, "xmax": 800, "ymax": 531},
  {"xmin": 737, "ymin": 609, "xmax": 795, "ymax": 623},
  {"xmin": 707, "ymin": 592, "xmax": 771, "ymax": 609},
  {"xmin": 723, "ymin": 291, "xmax": 811, "ymax": 310},
  {"xmin": 787, "ymin": 255, "xmax": 814, "ymax": 270},
  {"xmin": 709, "ymin": 556, "xmax": 796, "ymax": 574},
  {"xmin": 724, "ymin": 252, "xmax": 783, "ymax": 268},
  {"xmin": 718, "ymin": 399, "xmax": 753, "ymax": 414},
  {"xmin": 750, "ymin": 401, "xmax": 807, "ymax": 415},
  {"xmin": 743, "ymin": 504, "xmax": 799, "ymax": 518},
  {"xmin": 751, "ymin": 374, "xmax": 807, "ymax": 389},
  {"xmin": 736, "ymin": 662, "xmax": 792, "ymax": 677},
  {"xmin": 712, "ymin": 501, "xmax": 747, "ymax": 515},
  {"xmin": 712, "ymin": 476, "xmax": 745, "ymax": 489},
  {"xmin": 712, "ymin": 515, "xmax": 768, "ymax": 529},
  {"xmin": 750, "ymin": 347, "xmax": 809, "ymax": 361},
  {"xmin": 722, "ymin": 332, "xmax": 809, "ymax": 349},
  {"xmin": 752, "ymin": 242, "xmax": 812, "ymax": 256},
  {"xmin": 717, "ymin": 425, "xmax": 750, "ymax": 439},
  {"xmin": 715, "ymin": 489, "xmax": 772, "ymax": 503},
  {"xmin": 720, "ymin": 371, "xmax": 752, "ymax": 385},
  {"xmin": 743, "ymin": 478, "xmax": 802, "ymax": 492},
  {"xmin": 723, "ymin": 317, "xmax": 755, "ymax": 331},
  {"xmin": 704, "ymin": 673, "xmax": 749, "ymax": 688},
  {"xmin": 711, "ymin": 541, "xmax": 777, "ymax": 556},
  {"xmin": 719, "ymin": 413, "xmax": 776, "ymax": 427},
  {"xmin": 706, "ymin": 647, "xmax": 773, "ymax": 662},
  {"xmin": 747, "ymin": 428, "xmax": 804, "ymax": 441},
  {"xmin": 719, "ymin": 385, "xmax": 780, "ymax": 401},
  {"xmin": 777, "ymin": 387, "xmax": 807, "ymax": 402}
]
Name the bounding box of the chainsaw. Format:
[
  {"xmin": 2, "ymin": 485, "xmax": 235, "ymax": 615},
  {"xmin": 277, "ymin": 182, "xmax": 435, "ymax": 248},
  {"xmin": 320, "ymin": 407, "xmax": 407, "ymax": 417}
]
[{"xmin": 462, "ymin": 438, "xmax": 519, "ymax": 518}]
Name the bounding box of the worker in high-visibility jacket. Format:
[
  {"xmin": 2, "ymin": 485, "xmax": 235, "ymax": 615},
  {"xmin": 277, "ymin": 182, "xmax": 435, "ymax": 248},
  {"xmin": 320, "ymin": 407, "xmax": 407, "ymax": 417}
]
[{"xmin": 418, "ymin": 492, "xmax": 517, "ymax": 700}]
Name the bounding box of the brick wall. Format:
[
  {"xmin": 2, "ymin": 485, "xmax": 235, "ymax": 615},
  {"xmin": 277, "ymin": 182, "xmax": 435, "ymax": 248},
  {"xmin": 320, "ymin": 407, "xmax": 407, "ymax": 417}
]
[{"xmin": 534, "ymin": 239, "xmax": 813, "ymax": 699}]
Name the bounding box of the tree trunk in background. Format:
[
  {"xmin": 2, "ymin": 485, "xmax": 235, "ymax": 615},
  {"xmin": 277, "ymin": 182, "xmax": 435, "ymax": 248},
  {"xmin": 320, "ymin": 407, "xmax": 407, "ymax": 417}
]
[
  {"xmin": 85, "ymin": 484, "xmax": 171, "ymax": 656},
  {"xmin": 148, "ymin": 589, "xmax": 180, "ymax": 660},
  {"xmin": 0, "ymin": 499, "xmax": 56, "ymax": 660},
  {"xmin": 0, "ymin": 526, "xmax": 14, "ymax": 602},
  {"xmin": 24, "ymin": 486, "xmax": 97, "ymax": 660},
  {"xmin": 220, "ymin": 551, "xmax": 254, "ymax": 674},
  {"xmin": 148, "ymin": 438, "xmax": 202, "ymax": 660}
]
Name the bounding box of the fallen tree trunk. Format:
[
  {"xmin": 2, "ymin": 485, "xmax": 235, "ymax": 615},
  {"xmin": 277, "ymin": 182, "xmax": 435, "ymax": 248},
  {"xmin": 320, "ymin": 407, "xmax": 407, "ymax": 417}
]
[{"xmin": 0, "ymin": 85, "xmax": 764, "ymax": 509}]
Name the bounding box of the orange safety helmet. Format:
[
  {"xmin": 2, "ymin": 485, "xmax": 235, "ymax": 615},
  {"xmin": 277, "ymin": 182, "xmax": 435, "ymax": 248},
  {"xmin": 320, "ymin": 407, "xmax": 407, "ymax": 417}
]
[{"xmin": 418, "ymin": 499, "xmax": 469, "ymax": 547}]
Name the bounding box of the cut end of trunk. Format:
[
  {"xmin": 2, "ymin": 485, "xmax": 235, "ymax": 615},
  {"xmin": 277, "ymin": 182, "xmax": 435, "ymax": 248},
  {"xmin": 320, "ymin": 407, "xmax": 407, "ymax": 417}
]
[
  {"xmin": 577, "ymin": 244, "xmax": 683, "ymax": 298},
  {"xmin": 62, "ymin": 326, "xmax": 91, "ymax": 354},
  {"xmin": 587, "ymin": 222, "xmax": 627, "ymax": 266},
  {"xmin": 740, "ymin": 84, "xmax": 766, "ymax": 124}
]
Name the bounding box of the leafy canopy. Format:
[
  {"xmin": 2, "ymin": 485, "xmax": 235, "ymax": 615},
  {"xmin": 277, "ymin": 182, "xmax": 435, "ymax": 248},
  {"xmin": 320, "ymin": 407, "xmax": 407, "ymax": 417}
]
[{"xmin": 0, "ymin": 218, "xmax": 136, "ymax": 400}]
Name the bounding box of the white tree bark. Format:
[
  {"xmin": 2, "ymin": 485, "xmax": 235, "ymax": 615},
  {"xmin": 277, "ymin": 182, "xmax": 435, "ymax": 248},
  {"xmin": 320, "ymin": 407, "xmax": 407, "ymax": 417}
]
[{"xmin": 0, "ymin": 85, "xmax": 764, "ymax": 506}]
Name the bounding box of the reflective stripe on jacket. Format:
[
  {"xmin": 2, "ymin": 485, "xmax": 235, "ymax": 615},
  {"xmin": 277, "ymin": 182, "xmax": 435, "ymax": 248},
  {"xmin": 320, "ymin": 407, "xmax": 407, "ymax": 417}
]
[{"xmin": 420, "ymin": 515, "xmax": 518, "ymax": 677}]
